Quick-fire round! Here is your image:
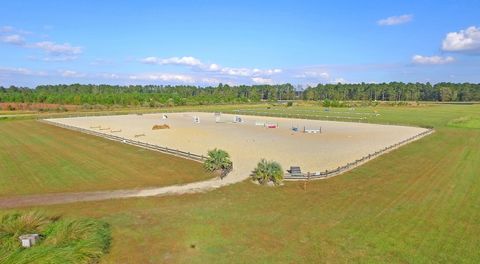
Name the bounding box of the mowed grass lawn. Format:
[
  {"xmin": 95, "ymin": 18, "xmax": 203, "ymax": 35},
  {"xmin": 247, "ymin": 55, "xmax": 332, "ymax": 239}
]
[
  {"xmin": 0, "ymin": 120, "xmax": 212, "ymax": 197},
  {"xmin": 5, "ymin": 103, "xmax": 480, "ymax": 263}
]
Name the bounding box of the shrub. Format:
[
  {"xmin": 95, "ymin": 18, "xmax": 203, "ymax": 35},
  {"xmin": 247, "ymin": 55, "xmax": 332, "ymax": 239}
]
[
  {"xmin": 204, "ymin": 148, "xmax": 233, "ymax": 179},
  {"xmin": 252, "ymin": 159, "xmax": 284, "ymax": 185}
]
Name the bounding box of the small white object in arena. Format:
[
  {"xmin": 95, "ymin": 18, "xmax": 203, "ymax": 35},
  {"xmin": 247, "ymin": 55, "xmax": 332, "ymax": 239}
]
[
  {"xmin": 162, "ymin": 114, "xmax": 168, "ymax": 119},
  {"xmin": 19, "ymin": 234, "xmax": 39, "ymax": 248},
  {"xmin": 193, "ymin": 116, "xmax": 200, "ymax": 124},
  {"xmin": 255, "ymin": 121, "xmax": 265, "ymax": 126}
]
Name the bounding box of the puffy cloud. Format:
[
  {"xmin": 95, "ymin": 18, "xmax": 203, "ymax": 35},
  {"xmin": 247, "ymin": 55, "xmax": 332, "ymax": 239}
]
[
  {"xmin": 140, "ymin": 56, "xmax": 202, "ymax": 66},
  {"xmin": 0, "ymin": 26, "xmax": 83, "ymax": 61},
  {"xmin": 217, "ymin": 67, "xmax": 281, "ymax": 77},
  {"xmin": 1, "ymin": 34, "xmax": 25, "ymax": 45},
  {"xmin": 331, "ymin": 78, "xmax": 347, "ymax": 84},
  {"xmin": 98, "ymin": 73, "xmax": 120, "ymax": 79},
  {"xmin": 295, "ymin": 71, "xmax": 330, "ymax": 79},
  {"xmin": 377, "ymin": 14, "xmax": 413, "ymax": 26},
  {"xmin": 220, "ymin": 67, "xmax": 251, "ymax": 76},
  {"xmin": 200, "ymin": 77, "xmax": 221, "ymax": 84},
  {"xmin": 0, "ymin": 67, "xmax": 47, "ymax": 76},
  {"xmin": 140, "ymin": 55, "xmax": 282, "ymax": 79},
  {"xmin": 442, "ymin": 26, "xmax": 480, "ymax": 53},
  {"xmin": 253, "ymin": 68, "xmax": 282, "ymax": 75},
  {"xmin": 412, "ymin": 55, "xmax": 455, "ymax": 65},
  {"xmin": 0, "ymin": 26, "xmax": 14, "ymax": 32},
  {"xmin": 129, "ymin": 73, "xmax": 195, "ymax": 83},
  {"xmin": 252, "ymin": 77, "xmax": 274, "ymax": 85},
  {"xmin": 59, "ymin": 70, "xmax": 86, "ymax": 78},
  {"xmin": 205, "ymin": 63, "xmax": 220, "ymax": 71},
  {"xmin": 33, "ymin": 41, "xmax": 83, "ymax": 56}
]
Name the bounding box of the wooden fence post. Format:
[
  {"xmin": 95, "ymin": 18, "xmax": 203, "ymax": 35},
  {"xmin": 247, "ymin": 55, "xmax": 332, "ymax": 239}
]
[{"xmin": 304, "ymin": 172, "xmax": 310, "ymax": 192}]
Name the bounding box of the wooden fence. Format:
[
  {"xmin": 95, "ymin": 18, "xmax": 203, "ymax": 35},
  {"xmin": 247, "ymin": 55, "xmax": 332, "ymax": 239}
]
[
  {"xmin": 40, "ymin": 111, "xmax": 434, "ymax": 180},
  {"xmin": 40, "ymin": 120, "xmax": 207, "ymax": 163},
  {"xmin": 284, "ymin": 128, "xmax": 434, "ymax": 180}
]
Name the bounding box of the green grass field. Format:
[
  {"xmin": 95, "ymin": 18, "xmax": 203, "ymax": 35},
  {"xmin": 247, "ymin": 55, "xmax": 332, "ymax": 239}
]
[
  {"xmin": 0, "ymin": 121, "xmax": 212, "ymax": 197},
  {"xmin": 2, "ymin": 103, "xmax": 480, "ymax": 263}
]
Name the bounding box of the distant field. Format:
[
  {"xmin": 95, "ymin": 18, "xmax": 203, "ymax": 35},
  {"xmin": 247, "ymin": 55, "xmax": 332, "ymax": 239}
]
[
  {"xmin": 0, "ymin": 121, "xmax": 212, "ymax": 197},
  {"xmin": 3, "ymin": 103, "xmax": 480, "ymax": 263}
]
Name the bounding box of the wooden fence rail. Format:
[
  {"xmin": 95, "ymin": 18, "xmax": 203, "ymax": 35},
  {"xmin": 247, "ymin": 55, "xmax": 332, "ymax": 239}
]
[
  {"xmin": 39, "ymin": 111, "xmax": 433, "ymax": 181},
  {"xmin": 39, "ymin": 120, "xmax": 207, "ymax": 163},
  {"xmin": 284, "ymin": 128, "xmax": 434, "ymax": 180}
]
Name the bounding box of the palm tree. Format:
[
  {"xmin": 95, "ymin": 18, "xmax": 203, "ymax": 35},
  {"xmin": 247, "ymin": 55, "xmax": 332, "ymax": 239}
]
[
  {"xmin": 204, "ymin": 148, "xmax": 233, "ymax": 179},
  {"xmin": 252, "ymin": 159, "xmax": 284, "ymax": 185}
]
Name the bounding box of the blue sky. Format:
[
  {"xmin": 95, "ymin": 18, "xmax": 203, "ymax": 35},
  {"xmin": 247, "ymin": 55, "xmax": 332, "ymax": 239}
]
[{"xmin": 0, "ymin": 0, "xmax": 479, "ymax": 87}]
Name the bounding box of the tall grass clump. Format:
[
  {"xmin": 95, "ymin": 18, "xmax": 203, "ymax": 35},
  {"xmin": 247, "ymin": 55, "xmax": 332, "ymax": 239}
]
[{"xmin": 0, "ymin": 211, "xmax": 111, "ymax": 264}]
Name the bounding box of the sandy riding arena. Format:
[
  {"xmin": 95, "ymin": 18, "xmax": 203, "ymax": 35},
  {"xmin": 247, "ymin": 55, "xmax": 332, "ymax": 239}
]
[{"xmin": 47, "ymin": 112, "xmax": 429, "ymax": 183}]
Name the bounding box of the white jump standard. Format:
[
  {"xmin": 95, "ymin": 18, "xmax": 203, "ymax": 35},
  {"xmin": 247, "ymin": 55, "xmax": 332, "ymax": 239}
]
[
  {"xmin": 303, "ymin": 126, "xmax": 322, "ymax": 134},
  {"xmin": 193, "ymin": 116, "xmax": 200, "ymax": 124}
]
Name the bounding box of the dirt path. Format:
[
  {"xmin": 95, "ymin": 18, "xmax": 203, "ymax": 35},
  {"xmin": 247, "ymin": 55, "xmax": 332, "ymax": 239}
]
[{"xmin": 0, "ymin": 175, "xmax": 245, "ymax": 209}]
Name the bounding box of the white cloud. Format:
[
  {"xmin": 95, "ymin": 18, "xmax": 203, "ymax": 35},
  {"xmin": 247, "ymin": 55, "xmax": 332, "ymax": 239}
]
[
  {"xmin": 331, "ymin": 78, "xmax": 347, "ymax": 84},
  {"xmin": 98, "ymin": 73, "xmax": 120, "ymax": 79},
  {"xmin": 377, "ymin": 14, "xmax": 413, "ymax": 26},
  {"xmin": 0, "ymin": 26, "xmax": 14, "ymax": 32},
  {"xmin": 1, "ymin": 34, "xmax": 25, "ymax": 45},
  {"xmin": 140, "ymin": 56, "xmax": 202, "ymax": 66},
  {"xmin": 140, "ymin": 55, "xmax": 282, "ymax": 79},
  {"xmin": 200, "ymin": 77, "xmax": 221, "ymax": 84},
  {"xmin": 32, "ymin": 41, "xmax": 83, "ymax": 56},
  {"xmin": 0, "ymin": 25, "xmax": 31, "ymax": 35},
  {"xmin": 129, "ymin": 73, "xmax": 195, "ymax": 83},
  {"xmin": 442, "ymin": 26, "xmax": 480, "ymax": 53},
  {"xmin": 295, "ymin": 71, "xmax": 330, "ymax": 79},
  {"xmin": 218, "ymin": 67, "xmax": 281, "ymax": 77},
  {"xmin": 0, "ymin": 67, "xmax": 48, "ymax": 76},
  {"xmin": 205, "ymin": 63, "xmax": 220, "ymax": 71},
  {"xmin": 59, "ymin": 70, "xmax": 86, "ymax": 78},
  {"xmin": 0, "ymin": 26, "xmax": 82, "ymax": 61},
  {"xmin": 140, "ymin": 57, "xmax": 159, "ymax": 64},
  {"xmin": 412, "ymin": 55, "xmax": 455, "ymax": 65},
  {"xmin": 252, "ymin": 77, "xmax": 274, "ymax": 85},
  {"xmin": 220, "ymin": 67, "xmax": 251, "ymax": 76}
]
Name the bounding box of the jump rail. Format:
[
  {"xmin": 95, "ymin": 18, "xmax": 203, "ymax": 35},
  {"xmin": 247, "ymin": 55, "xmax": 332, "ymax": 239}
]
[
  {"xmin": 39, "ymin": 120, "xmax": 207, "ymax": 163},
  {"xmin": 284, "ymin": 128, "xmax": 434, "ymax": 180}
]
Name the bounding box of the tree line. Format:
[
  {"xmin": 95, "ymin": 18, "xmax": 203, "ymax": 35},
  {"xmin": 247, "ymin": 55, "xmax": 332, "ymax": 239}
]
[
  {"xmin": 0, "ymin": 82, "xmax": 479, "ymax": 106},
  {"xmin": 303, "ymin": 82, "xmax": 480, "ymax": 102}
]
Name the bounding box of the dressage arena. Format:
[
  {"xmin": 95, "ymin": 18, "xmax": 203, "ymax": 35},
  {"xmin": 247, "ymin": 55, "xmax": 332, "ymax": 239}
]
[{"xmin": 47, "ymin": 112, "xmax": 429, "ymax": 181}]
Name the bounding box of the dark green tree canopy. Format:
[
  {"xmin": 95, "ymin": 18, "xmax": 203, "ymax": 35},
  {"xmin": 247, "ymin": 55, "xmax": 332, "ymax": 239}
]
[{"xmin": 0, "ymin": 82, "xmax": 479, "ymax": 106}]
